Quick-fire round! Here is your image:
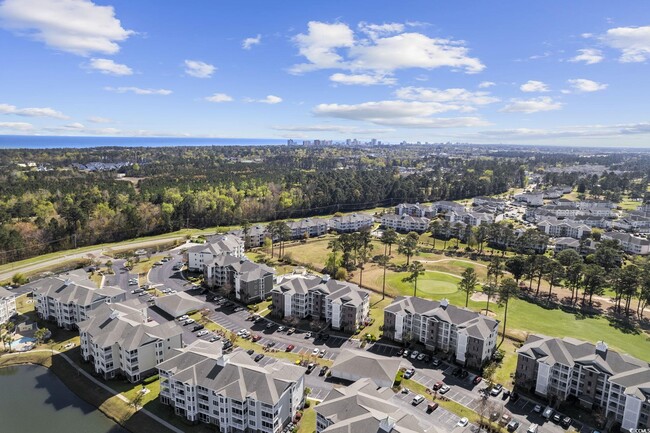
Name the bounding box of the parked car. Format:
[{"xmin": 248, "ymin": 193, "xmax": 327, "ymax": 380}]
[
  {"xmin": 306, "ymin": 363, "xmax": 316, "ymax": 374},
  {"xmin": 456, "ymin": 417, "xmax": 469, "ymax": 427},
  {"xmin": 254, "ymin": 354, "xmax": 264, "ymax": 362},
  {"xmin": 473, "ymin": 376, "xmax": 483, "ymax": 385},
  {"xmin": 427, "ymin": 402, "xmax": 439, "ymax": 413},
  {"xmin": 459, "ymin": 370, "xmax": 469, "ymax": 379},
  {"xmin": 500, "ymin": 414, "xmax": 512, "ymax": 426},
  {"xmin": 509, "ymin": 392, "xmax": 520, "ymax": 402},
  {"xmin": 439, "ymin": 385, "xmax": 450, "ymax": 394},
  {"xmin": 246, "ymin": 349, "xmax": 255, "ymax": 355},
  {"xmin": 277, "ymin": 326, "xmax": 285, "ymax": 332},
  {"xmin": 287, "ymin": 327, "xmax": 296, "ymax": 335},
  {"xmin": 196, "ymin": 330, "xmax": 209, "ymax": 337},
  {"xmin": 410, "ymin": 350, "xmax": 419, "ymax": 360},
  {"xmin": 251, "ymin": 334, "xmax": 262, "ymax": 342},
  {"xmin": 312, "ymin": 348, "xmax": 320, "ymax": 356},
  {"xmin": 319, "ymin": 366, "xmax": 329, "ymax": 376},
  {"xmin": 542, "ymin": 407, "xmax": 554, "ymax": 419},
  {"xmin": 397, "ymin": 348, "xmax": 404, "ymax": 356},
  {"xmin": 209, "ymin": 336, "xmax": 220, "ymax": 342},
  {"xmin": 561, "ymin": 417, "xmax": 572, "ymax": 428},
  {"xmin": 305, "ymin": 332, "xmax": 312, "ymax": 338},
  {"xmin": 507, "ymin": 421, "xmax": 520, "ymax": 432},
  {"xmin": 402, "ymin": 350, "xmax": 410, "ymax": 358},
  {"xmin": 552, "ymin": 414, "xmax": 561, "ymax": 424},
  {"xmin": 490, "ymin": 386, "xmax": 502, "ymax": 397},
  {"xmin": 286, "ymin": 344, "xmax": 295, "ymax": 352},
  {"xmin": 432, "ymin": 381, "xmax": 443, "ymax": 391},
  {"xmin": 417, "ymin": 353, "xmax": 426, "ymax": 361},
  {"xmin": 403, "ymin": 368, "xmax": 415, "ymax": 379},
  {"xmin": 533, "ymin": 405, "xmax": 542, "ymax": 414},
  {"xmin": 502, "ymin": 389, "xmax": 511, "ymax": 400},
  {"xmin": 192, "ymin": 324, "xmax": 204, "ymax": 332},
  {"xmin": 431, "ymin": 358, "xmax": 441, "ymax": 367},
  {"xmin": 527, "ymin": 423, "xmax": 539, "ymax": 433},
  {"xmin": 412, "ymin": 395, "xmax": 424, "ymax": 406},
  {"xmin": 183, "ymin": 318, "xmax": 195, "ymax": 326},
  {"xmin": 266, "ymin": 322, "xmax": 274, "ymax": 329}
]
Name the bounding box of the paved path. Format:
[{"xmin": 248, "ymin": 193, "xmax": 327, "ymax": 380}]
[{"xmin": 5, "ymin": 349, "xmax": 184, "ymax": 433}]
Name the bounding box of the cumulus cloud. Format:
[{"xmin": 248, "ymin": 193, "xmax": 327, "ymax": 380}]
[
  {"xmin": 601, "ymin": 25, "xmax": 650, "ymax": 62},
  {"xmin": 249, "ymin": 95, "xmax": 282, "ymax": 104},
  {"xmin": 105, "ymin": 87, "xmax": 172, "ymax": 95},
  {"xmin": 394, "ymin": 87, "xmax": 499, "ymax": 107},
  {"xmin": 478, "ymin": 81, "xmax": 495, "ymax": 88},
  {"xmin": 329, "ymin": 73, "xmax": 396, "ymax": 86},
  {"xmin": 569, "ymin": 48, "xmax": 604, "ymax": 65},
  {"xmin": 0, "ymin": 103, "xmax": 69, "ymax": 119},
  {"xmin": 566, "ymin": 78, "xmax": 608, "ymax": 93},
  {"xmin": 87, "ymin": 116, "xmax": 112, "ymax": 123},
  {"xmin": 88, "ymin": 58, "xmax": 132, "ymax": 75},
  {"xmin": 205, "ymin": 93, "xmax": 233, "ymax": 103},
  {"xmin": 0, "ymin": 121, "xmax": 34, "ymax": 131},
  {"xmin": 290, "ymin": 21, "xmax": 484, "ymax": 75},
  {"xmin": 358, "ymin": 22, "xmax": 404, "ymax": 39},
  {"xmin": 242, "ymin": 34, "xmax": 261, "ymax": 49},
  {"xmin": 500, "ymin": 97, "xmax": 563, "ymax": 113},
  {"xmin": 520, "ymin": 80, "xmax": 549, "ymax": 93},
  {"xmin": 0, "ymin": 0, "xmax": 133, "ymax": 56},
  {"xmin": 184, "ymin": 60, "xmax": 216, "ymax": 78},
  {"xmin": 313, "ymin": 100, "xmax": 489, "ymax": 128}
]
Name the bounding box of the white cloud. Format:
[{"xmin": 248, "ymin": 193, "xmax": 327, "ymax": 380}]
[
  {"xmin": 313, "ymin": 100, "xmax": 489, "ymax": 128},
  {"xmin": 569, "ymin": 48, "xmax": 604, "ymax": 65},
  {"xmin": 0, "ymin": 0, "xmax": 133, "ymax": 56},
  {"xmin": 87, "ymin": 116, "xmax": 112, "ymax": 123},
  {"xmin": 358, "ymin": 22, "xmax": 404, "ymax": 39},
  {"xmin": 478, "ymin": 81, "xmax": 495, "ymax": 88},
  {"xmin": 205, "ymin": 93, "xmax": 233, "ymax": 103},
  {"xmin": 290, "ymin": 21, "xmax": 484, "ymax": 75},
  {"xmin": 0, "ymin": 103, "xmax": 69, "ymax": 119},
  {"xmin": 291, "ymin": 21, "xmax": 355, "ymax": 73},
  {"xmin": 566, "ymin": 78, "xmax": 608, "ymax": 93},
  {"xmin": 478, "ymin": 121, "xmax": 650, "ymax": 140},
  {"xmin": 329, "ymin": 73, "xmax": 396, "ymax": 86},
  {"xmin": 0, "ymin": 121, "xmax": 34, "ymax": 131},
  {"xmin": 272, "ymin": 124, "xmax": 394, "ymax": 134},
  {"xmin": 601, "ymin": 25, "xmax": 650, "ymax": 62},
  {"xmin": 184, "ymin": 60, "xmax": 216, "ymax": 78},
  {"xmin": 520, "ymin": 80, "xmax": 549, "ymax": 93},
  {"xmin": 242, "ymin": 34, "xmax": 261, "ymax": 49},
  {"xmin": 395, "ymin": 87, "xmax": 499, "ymax": 106},
  {"xmin": 500, "ymin": 97, "xmax": 563, "ymax": 113},
  {"xmin": 255, "ymin": 95, "xmax": 282, "ymax": 104},
  {"xmin": 88, "ymin": 58, "xmax": 132, "ymax": 75},
  {"xmin": 105, "ymin": 87, "xmax": 172, "ymax": 95}
]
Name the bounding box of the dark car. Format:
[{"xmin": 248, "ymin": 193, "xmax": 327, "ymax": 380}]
[
  {"xmin": 552, "ymin": 414, "xmax": 562, "ymax": 424},
  {"xmin": 502, "ymin": 389, "xmax": 511, "ymax": 400},
  {"xmin": 319, "ymin": 366, "xmax": 329, "ymax": 376},
  {"xmin": 452, "ymin": 367, "xmax": 462, "ymax": 376},
  {"xmin": 426, "ymin": 402, "xmax": 439, "ymax": 413},
  {"xmin": 431, "ymin": 358, "xmax": 441, "ymax": 367},
  {"xmin": 306, "ymin": 363, "xmax": 316, "ymax": 374},
  {"xmin": 247, "ymin": 349, "xmax": 255, "ymax": 355},
  {"xmin": 507, "ymin": 421, "xmax": 520, "ymax": 432},
  {"xmin": 397, "ymin": 348, "xmax": 404, "ymax": 356},
  {"xmin": 509, "ymin": 391, "xmax": 519, "ymax": 402},
  {"xmin": 459, "ymin": 370, "xmax": 469, "ymax": 379},
  {"xmin": 254, "ymin": 354, "xmax": 264, "ymax": 362},
  {"xmin": 223, "ymin": 340, "xmax": 233, "ymax": 349},
  {"xmin": 192, "ymin": 324, "xmax": 205, "ymax": 332}
]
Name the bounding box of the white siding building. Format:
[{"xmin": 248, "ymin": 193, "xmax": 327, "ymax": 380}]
[
  {"xmin": 187, "ymin": 235, "xmax": 245, "ymax": 272},
  {"xmin": 602, "ymin": 232, "xmax": 650, "ymax": 255},
  {"xmin": 0, "ymin": 287, "xmax": 17, "ymax": 325},
  {"xmin": 158, "ymin": 342, "xmax": 305, "ymax": 433},
  {"xmin": 329, "ymin": 213, "xmax": 374, "ymax": 233},
  {"xmin": 381, "ymin": 213, "xmax": 430, "ymax": 232},
  {"xmin": 32, "ymin": 276, "xmax": 126, "ymax": 330}
]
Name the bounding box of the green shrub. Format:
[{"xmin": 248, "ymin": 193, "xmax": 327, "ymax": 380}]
[{"xmin": 143, "ymin": 374, "xmax": 159, "ymax": 384}]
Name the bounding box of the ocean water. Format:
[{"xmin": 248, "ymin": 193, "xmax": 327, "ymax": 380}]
[{"xmin": 0, "ymin": 135, "xmax": 285, "ymax": 149}]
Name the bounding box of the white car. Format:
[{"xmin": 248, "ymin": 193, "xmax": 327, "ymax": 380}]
[
  {"xmin": 196, "ymin": 330, "xmax": 209, "ymax": 337},
  {"xmin": 456, "ymin": 417, "xmax": 469, "ymax": 427},
  {"xmin": 177, "ymin": 315, "xmax": 189, "ymax": 321},
  {"xmin": 305, "ymin": 332, "xmax": 312, "ymax": 338},
  {"xmin": 410, "ymin": 350, "xmax": 419, "ymax": 359},
  {"xmin": 312, "ymin": 348, "xmax": 320, "ymax": 356},
  {"xmin": 237, "ymin": 329, "xmax": 247, "ymax": 336},
  {"xmin": 183, "ymin": 318, "xmax": 195, "ymax": 325}
]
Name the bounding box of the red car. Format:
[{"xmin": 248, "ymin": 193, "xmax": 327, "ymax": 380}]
[
  {"xmin": 251, "ymin": 334, "xmax": 262, "ymax": 342},
  {"xmin": 473, "ymin": 376, "xmax": 483, "ymax": 385},
  {"xmin": 286, "ymin": 344, "xmax": 295, "ymax": 352},
  {"xmin": 432, "ymin": 381, "xmax": 443, "ymax": 391}
]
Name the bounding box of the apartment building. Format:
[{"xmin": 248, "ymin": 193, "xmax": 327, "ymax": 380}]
[
  {"xmin": 188, "ymin": 235, "xmax": 245, "ymax": 271},
  {"xmin": 329, "ymin": 213, "xmax": 374, "ymax": 233},
  {"xmin": 270, "ymin": 274, "xmax": 370, "ymax": 333},
  {"xmin": 158, "ymin": 342, "xmax": 305, "ymax": 433},
  {"xmin": 602, "ymin": 232, "xmax": 650, "ymax": 255},
  {"xmin": 204, "ymin": 256, "xmax": 275, "ymax": 303},
  {"xmin": 473, "ymin": 196, "xmax": 507, "ymax": 211},
  {"xmin": 286, "ymin": 218, "xmax": 328, "ymax": 239},
  {"xmin": 537, "ymin": 218, "xmax": 592, "ymax": 239},
  {"xmin": 79, "ymin": 300, "xmax": 183, "ymax": 382},
  {"xmin": 316, "ymin": 378, "xmax": 431, "ymax": 433},
  {"xmin": 432, "ymin": 200, "xmax": 466, "ymax": 214},
  {"xmin": 576, "ymin": 200, "xmax": 616, "ymax": 210},
  {"xmin": 229, "ymin": 225, "xmax": 269, "ymax": 248},
  {"xmin": 32, "ymin": 276, "xmax": 126, "ymax": 330},
  {"xmin": 0, "ymin": 286, "xmax": 17, "ymax": 325},
  {"xmin": 395, "ymin": 203, "xmax": 434, "ymax": 218},
  {"xmin": 515, "ymin": 335, "xmax": 650, "ymax": 431},
  {"xmin": 613, "ymin": 216, "xmax": 650, "ymax": 233},
  {"xmin": 381, "ymin": 213, "xmax": 430, "ymax": 233},
  {"xmin": 514, "ymin": 192, "xmax": 545, "ymax": 206},
  {"xmin": 446, "ymin": 210, "xmax": 494, "ymax": 227},
  {"xmin": 383, "ymin": 296, "xmax": 499, "ymax": 368}
]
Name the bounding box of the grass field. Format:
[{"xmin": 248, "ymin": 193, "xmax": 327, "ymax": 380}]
[
  {"xmin": 297, "ymin": 400, "xmax": 317, "ymax": 433},
  {"xmin": 385, "ymin": 271, "xmax": 461, "ymax": 297}
]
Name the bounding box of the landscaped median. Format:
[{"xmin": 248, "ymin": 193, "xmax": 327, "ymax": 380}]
[{"xmin": 401, "ymin": 378, "xmax": 481, "ymax": 426}]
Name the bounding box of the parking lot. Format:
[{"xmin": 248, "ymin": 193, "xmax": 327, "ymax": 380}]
[{"xmin": 392, "ymin": 388, "xmax": 473, "ymax": 433}]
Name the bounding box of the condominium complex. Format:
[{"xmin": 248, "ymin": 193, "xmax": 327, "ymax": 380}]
[
  {"xmin": 187, "ymin": 235, "xmax": 245, "ymax": 272},
  {"xmin": 329, "ymin": 213, "xmax": 374, "ymax": 233},
  {"xmin": 79, "ymin": 300, "xmax": 183, "ymax": 382},
  {"xmin": 203, "ymin": 256, "xmax": 275, "ymax": 303},
  {"xmin": 381, "ymin": 213, "xmax": 430, "ymax": 233},
  {"xmin": 316, "ymin": 378, "xmax": 431, "ymax": 433},
  {"xmin": 158, "ymin": 342, "xmax": 305, "ymax": 433},
  {"xmin": 229, "ymin": 225, "xmax": 269, "ymax": 248},
  {"xmin": 602, "ymin": 232, "xmax": 650, "ymax": 255},
  {"xmin": 32, "ymin": 276, "xmax": 126, "ymax": 330},
  {"xmin": 537, "ymin": 217, "xmax": 592, "ymax": 239},
  {"xmin": 286, "ymin": 218, "xmax": 328, "ymax": 239},
  {"xmin": 383, "ymin": 297, "xmax": 499, "ymax": 368},
  {"xmin": 270, "ymin": 273, "xmax": 370, "ymax": 332},
  {"xmin": 0, "ymin": 286, "xmax": 16, "ymax": 325},
  {"xmin": 515, "ymin": 335, "xmax": 650, "ymax": 431}
]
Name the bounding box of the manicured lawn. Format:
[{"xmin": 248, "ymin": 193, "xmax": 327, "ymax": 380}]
[
  {"xmin": 402, "ymin": 378, "xmax": 480, "ymax": 423},
  {"xmin": 493, "ymin": 338, "xmax": 519, "ymax": 387},
  {"xmin": 297, "ymin": 400, "xmax": 317, "ymax": 433},
  {"xmin": 385, "ymin": 271, "xmax": 461, "ymax": 298},
  {"xmin": 15, "ymin": 293, "xmax": 35, "ymax": 314},
  {"xmin": 362, "ymin": 294, "xmax": 392, "ymax": 339}
]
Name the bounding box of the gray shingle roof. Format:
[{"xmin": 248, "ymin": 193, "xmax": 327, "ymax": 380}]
[
  {"xmin": 29, "ymin": 276, "xmax": 125, "ymax": 306},
  {"xmin": 331, "ymin": 349, "xmax": 402, "ymax": 386}
]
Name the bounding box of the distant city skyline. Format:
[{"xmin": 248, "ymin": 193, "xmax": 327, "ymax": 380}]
[{"xmin": 1, "ymin": 0, "xmax": 650, "ymax": 146}]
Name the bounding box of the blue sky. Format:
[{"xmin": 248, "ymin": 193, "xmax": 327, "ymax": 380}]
[{"xmin": 1, "ymin": 0, "xmax": 650, "ymax": 146}]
